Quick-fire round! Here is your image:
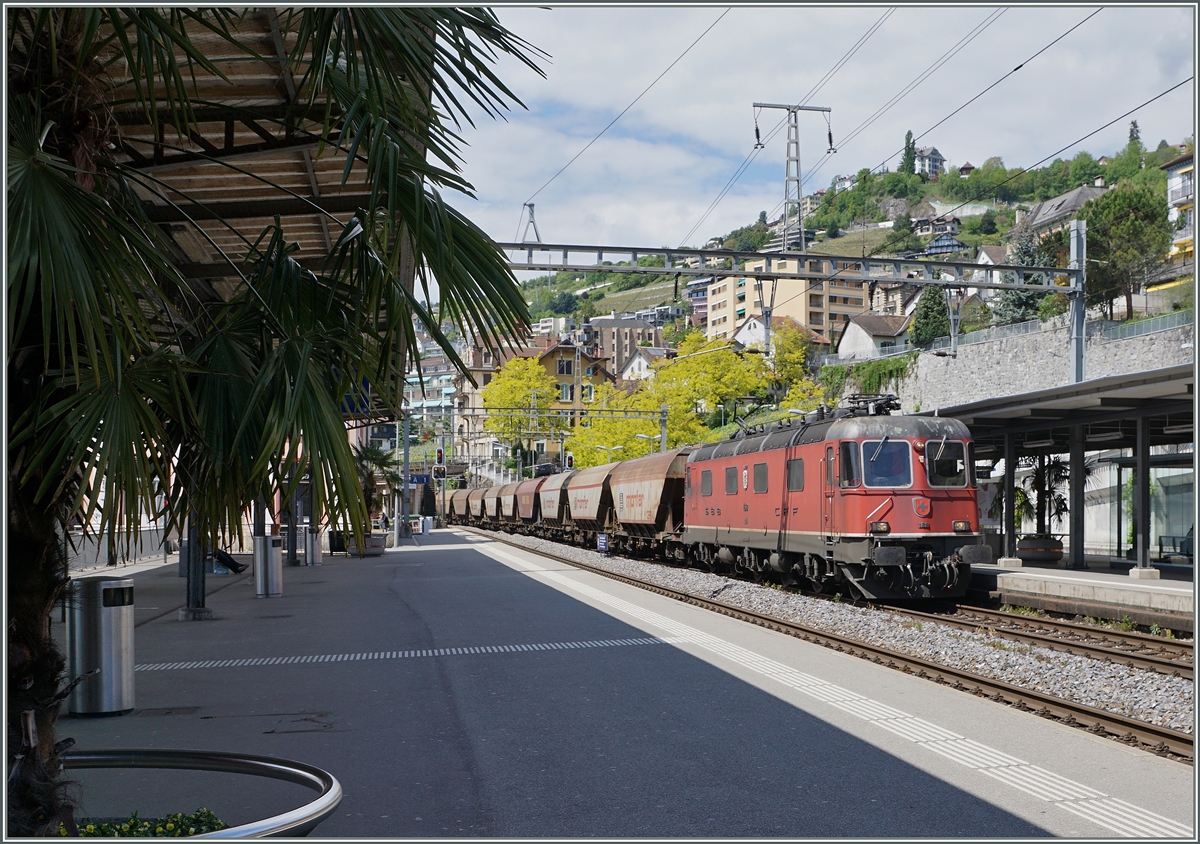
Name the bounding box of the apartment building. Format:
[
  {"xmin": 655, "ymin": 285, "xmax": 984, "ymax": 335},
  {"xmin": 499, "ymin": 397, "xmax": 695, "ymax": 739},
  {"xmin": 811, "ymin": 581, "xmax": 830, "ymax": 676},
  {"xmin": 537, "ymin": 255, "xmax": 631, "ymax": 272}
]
[
  {"xmin": 705, "ymin": 257, "xmax": 870, "ymax": 343},
  {"xmin": 1163, "ymin": 151, "xmax": 1194, "ymax": 260}
]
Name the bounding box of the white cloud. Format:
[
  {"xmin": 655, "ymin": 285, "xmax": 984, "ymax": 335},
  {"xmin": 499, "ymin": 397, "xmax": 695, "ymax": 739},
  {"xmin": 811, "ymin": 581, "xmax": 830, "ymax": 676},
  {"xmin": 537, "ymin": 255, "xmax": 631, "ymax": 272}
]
[{"xmin": 443, "ymin": 4, "xmax": 1195, "ymax": 250}]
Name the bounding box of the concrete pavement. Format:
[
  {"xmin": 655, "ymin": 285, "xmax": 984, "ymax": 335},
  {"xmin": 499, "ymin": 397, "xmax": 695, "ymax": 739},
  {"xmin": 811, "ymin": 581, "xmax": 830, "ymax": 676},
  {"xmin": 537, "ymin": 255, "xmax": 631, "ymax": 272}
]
[{"xmin": 53, "ymin": 530, "xmax": 1193, "ymax": 837}]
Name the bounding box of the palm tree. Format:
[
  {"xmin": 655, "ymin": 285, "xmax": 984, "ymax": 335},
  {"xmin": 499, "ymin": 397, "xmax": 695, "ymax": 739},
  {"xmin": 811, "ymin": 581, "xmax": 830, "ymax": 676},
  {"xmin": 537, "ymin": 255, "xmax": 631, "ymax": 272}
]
[
  {"xmin": 7, "ymin": 9, "xmax": 543, "ymax": 834},
  {"xmin": 353, "ymin": 442, "xmax": 402, "ymax": 524}
]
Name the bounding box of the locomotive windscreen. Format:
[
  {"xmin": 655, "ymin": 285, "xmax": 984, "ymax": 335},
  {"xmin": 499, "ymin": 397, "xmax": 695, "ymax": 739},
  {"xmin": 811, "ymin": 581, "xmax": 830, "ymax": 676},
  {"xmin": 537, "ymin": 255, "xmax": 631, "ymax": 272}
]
[
  {"xmin": 861, "ymin": 440, "xmax": 913, "ymax": 487},
  {"xmin": 927, "ymin": 440, "xmax": 968, "ymax": 486}
]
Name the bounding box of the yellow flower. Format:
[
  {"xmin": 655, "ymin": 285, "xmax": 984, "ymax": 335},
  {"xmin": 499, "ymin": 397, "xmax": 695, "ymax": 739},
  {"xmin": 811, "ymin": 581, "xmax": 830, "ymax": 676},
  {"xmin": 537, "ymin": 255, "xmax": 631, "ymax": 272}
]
[
  {"xmin": 86, "ymin": 825, "xmax": 95, "ymax": 832},
  {"xmin": 165, "ymin": 823, "xmax": 174, "ymax": 830},
  {"xmin": 188, "ymin": 829, "xmax": 195, "ymax": 835}
]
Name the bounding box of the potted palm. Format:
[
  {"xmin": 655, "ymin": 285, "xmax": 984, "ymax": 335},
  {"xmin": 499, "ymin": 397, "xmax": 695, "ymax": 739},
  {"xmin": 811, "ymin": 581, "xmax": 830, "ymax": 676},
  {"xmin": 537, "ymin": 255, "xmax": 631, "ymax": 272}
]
[
  {"xmin": 1012, "ymin": 455, "xmax": 1096, "ymax": 564},
  {"xmin": 347, "ymin": 443, "xmax": 400, "ymax": 556}
]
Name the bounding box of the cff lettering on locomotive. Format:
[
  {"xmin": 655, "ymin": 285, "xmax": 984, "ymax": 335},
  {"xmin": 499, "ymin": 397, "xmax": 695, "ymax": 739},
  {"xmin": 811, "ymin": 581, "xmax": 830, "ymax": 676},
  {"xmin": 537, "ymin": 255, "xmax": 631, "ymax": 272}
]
[{"xmin": 446, "ymin": 394, "xmax": 990, "ymax": 601}]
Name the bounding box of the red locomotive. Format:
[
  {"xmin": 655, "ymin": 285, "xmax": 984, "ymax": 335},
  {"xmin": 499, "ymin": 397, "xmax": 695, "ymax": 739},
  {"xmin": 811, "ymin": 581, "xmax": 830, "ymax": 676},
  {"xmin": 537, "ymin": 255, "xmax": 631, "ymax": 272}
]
[{"xmin": 448, "ymin": 395, "xmax": 991, "ymax": 600}]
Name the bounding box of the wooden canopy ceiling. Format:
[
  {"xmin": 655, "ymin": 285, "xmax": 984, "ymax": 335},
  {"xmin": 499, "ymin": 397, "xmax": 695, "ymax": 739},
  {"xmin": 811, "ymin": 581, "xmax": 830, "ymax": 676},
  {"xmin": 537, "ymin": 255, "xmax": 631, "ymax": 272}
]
[{"xmin": 113, "ymin": 9, "xmax": 373, "ymax": 301}]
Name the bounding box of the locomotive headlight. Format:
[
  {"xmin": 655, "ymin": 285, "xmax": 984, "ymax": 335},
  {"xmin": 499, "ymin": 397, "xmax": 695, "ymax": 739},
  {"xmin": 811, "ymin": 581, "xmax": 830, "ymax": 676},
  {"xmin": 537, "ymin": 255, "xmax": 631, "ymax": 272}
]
[
  {"xmin": 869, "ymin": 521, "xmax": 891, "ymax": 534},
  {"xmin": 953, "ymin": 520, "xmax": 971, "ymax": 532}
]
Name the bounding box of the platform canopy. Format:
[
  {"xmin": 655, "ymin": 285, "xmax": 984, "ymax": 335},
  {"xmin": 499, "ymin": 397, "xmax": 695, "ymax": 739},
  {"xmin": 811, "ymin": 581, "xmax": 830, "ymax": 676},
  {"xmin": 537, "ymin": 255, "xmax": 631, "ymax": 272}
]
[{"xmin": 919, "ymin": 364, "xmax": 1194, "ymax": 458}]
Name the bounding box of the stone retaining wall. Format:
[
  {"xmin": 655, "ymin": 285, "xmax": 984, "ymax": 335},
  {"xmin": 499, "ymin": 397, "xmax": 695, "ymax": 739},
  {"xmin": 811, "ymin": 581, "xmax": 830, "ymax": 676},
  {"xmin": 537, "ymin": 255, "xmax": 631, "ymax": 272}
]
[{"xmin": 855, "ymin": 320, "xmax": 1194, "ymax": 413}]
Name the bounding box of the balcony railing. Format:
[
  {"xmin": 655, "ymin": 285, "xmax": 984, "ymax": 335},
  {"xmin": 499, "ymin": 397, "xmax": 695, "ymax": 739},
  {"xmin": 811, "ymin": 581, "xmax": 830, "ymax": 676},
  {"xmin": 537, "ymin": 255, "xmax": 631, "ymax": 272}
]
[
  {"xmin": 1169, "ymin": 184, "xmax": 1193, "ymax": 204},
  {"xmin": 1175, "ymin": 224, "xmax": 1193, "ymax": 241}
]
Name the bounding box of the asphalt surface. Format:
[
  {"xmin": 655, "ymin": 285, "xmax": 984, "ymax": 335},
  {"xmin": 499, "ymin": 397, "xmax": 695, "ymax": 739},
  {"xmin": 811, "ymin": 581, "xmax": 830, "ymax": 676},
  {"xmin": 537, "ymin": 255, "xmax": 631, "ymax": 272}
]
[{"xmin": 55, "ymin": 530, "xmax": 1194, "ymax": 838}]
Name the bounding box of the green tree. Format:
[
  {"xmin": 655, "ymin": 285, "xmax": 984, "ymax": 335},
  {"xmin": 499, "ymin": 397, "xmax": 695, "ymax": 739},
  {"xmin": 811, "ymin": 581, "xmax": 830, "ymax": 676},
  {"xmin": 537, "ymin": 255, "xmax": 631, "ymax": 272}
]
[
  {"xmin": 549, "ymin": 290, "xmax": 578, "ymax": 315},
  {"xmin": 908, "ymin": 287, "xmax": 951, "ymax": 347},
  {"xmin": 901, "ymin": 130, "xmax": 916, "ymax": 175},
  {"xmin": 992, "ymin": 223, "xmax": 1049, "ymax": 324},
  {"xmin": 1076, "ymin": 181, "xmax": 1174, "ymax": 319},
  {"xmin": 353, "ymin": 443, "xmax": 401, "ymax": 521},
  {"xmin": 769, "ymin": 324, "xmax": 814, "ymax": 386},
  {"xmin": 978, "ymin": 209, "xmax": 998, "ymax": 235},
  {"xmin": 481, "ymin": 357, "xmax": 561, "ymax": 448},
  {"xmin": 6, "ymin": 8, "xmax": 541, "ymax": 833}
]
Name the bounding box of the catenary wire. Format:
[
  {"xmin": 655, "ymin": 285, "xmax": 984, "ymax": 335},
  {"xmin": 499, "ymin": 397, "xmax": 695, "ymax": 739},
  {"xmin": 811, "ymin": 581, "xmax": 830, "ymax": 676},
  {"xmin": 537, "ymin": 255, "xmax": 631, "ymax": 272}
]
[
  {"xmin": 761, "ymin": 76, "xmax": 1194, "ymax": 320},
  {"xmin": 676, "ymin": 7, "xmax": 896, "ymax": 247},
  {"xmin": 522, "ymin": 8, "xmax": 730, "ymax": 209},
  {"xmin": 758, "ymin": 7, "xmax": 1007, "ymax": 226},
  {"xmin": 774, "ymin": 6, "xmax": 1104, "ymax": 232}
]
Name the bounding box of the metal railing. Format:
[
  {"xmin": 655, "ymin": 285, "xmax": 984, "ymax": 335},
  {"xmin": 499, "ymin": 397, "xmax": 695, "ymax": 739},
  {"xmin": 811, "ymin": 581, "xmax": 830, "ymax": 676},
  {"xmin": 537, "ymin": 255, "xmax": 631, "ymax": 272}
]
[
  {"xmin": 1102, "ymin": 309, "xmax": 1194, "ymax": 342},
  {"xmin": 821, "ymin": 309, "xmax": 1193, "ymax": 364},
  {"xmin": 1176, "ymin": 224, "xmax": 1193, "ymax": 240},
  {"xmin": 1169, "ymin": 185, "xmax": 1193, "ymax": 204},
  {"xmin": 63, "ymin": 749, "xmax": 342, "ymax": 838}
]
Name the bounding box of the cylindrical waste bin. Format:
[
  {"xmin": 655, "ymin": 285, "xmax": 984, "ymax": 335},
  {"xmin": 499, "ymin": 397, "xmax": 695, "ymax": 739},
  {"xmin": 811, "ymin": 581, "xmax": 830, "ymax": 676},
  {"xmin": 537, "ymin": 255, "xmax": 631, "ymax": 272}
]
[
  {"xmin": 304, "ymin": 527, "xmax": 323, "ymax": 567},
  {"xmin": 254, "ymin": 535, "xmax": 283, "ymax": 598},
  {"xmin": 67, "ymin": 577, "xmax": 135, "ymax": 715}
]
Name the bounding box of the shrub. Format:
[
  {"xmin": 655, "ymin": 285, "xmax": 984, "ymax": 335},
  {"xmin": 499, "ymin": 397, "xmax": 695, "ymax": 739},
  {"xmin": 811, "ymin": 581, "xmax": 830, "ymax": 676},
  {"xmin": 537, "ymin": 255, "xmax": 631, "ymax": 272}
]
[{"xmin": 66, "ymin": 809, "xmax": 227, "ymax": 837}]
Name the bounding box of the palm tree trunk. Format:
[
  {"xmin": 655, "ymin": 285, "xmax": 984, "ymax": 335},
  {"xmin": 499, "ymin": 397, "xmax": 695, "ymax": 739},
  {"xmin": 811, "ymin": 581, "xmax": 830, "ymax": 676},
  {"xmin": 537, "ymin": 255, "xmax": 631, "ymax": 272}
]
[{"xmin": 7, "ymin": 350, "xmax": 80, "ymax": 835}]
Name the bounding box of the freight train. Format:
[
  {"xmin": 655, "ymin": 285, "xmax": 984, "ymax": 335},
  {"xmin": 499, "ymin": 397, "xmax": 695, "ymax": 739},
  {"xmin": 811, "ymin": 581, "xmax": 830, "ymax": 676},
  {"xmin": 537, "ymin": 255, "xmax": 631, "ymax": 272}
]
[{"xmin": 446, "ymin": 395, "xmax": 992, "ymax": 600}]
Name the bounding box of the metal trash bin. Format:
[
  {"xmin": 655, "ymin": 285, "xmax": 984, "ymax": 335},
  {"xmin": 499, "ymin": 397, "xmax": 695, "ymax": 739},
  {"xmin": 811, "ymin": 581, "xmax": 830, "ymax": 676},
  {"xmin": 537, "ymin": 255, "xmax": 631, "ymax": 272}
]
[
  {"xmin": 304, "ymin": 527, "xmax": 323, "ymax": 567},
  {"xmin": 253, "ymin": 535, "xmax": 283, "ymax": 598},
  {"xmin": 67, "ymin": 577, "xmax": 135, "ymax": 715}
]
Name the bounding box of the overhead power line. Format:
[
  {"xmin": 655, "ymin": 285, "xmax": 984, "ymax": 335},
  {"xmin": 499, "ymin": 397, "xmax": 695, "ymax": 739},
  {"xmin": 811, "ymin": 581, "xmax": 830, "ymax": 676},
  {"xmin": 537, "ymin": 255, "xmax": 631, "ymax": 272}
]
[
  {"xmin": 676, "ymin": 7, "xmax": 895, "ymax": 248},
  {"xmin": 763, "ymin": 75, "xmax": 1195, "ymax": 319},
  {"xmin": 760, "ymin": 7, "xmax": 1007, "ymax": 225},
  {"xmin": 523, "ymin": 8, "xmax": 730, "ymax": 208}
]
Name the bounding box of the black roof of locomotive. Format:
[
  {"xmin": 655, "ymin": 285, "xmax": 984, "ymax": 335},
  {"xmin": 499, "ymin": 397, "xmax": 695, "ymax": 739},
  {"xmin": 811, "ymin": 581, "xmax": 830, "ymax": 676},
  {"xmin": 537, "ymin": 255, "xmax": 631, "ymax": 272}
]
[{"xmin": 687, "ymin": 396, "xmax": 971, "ymax": 464}]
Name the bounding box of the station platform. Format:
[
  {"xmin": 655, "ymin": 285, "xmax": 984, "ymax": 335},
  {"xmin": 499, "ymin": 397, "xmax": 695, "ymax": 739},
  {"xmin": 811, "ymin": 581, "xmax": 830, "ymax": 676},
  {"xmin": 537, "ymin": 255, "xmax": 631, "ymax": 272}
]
[{"xmin": 969, "ymin": 560, "xmax": 1194, "ymax": 634}]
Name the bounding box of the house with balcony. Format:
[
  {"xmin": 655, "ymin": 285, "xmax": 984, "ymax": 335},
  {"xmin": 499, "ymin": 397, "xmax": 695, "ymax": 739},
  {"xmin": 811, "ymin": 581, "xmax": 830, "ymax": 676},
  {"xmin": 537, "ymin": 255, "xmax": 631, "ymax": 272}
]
[
  {"xmin": 1162, "ymin": 150, "xmax": 1194, "ymax": 260},
  {"xmin": 686, "ymin": 275, "xmax": 712, "ymax": 328}
]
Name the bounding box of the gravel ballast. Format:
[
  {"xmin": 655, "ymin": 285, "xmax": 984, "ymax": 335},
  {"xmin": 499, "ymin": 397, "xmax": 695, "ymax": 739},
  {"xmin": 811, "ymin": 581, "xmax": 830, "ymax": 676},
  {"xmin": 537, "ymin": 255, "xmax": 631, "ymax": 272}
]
[{"xmin": 473, "ymin": 529, "xmax": 1194, "ymax": 736}]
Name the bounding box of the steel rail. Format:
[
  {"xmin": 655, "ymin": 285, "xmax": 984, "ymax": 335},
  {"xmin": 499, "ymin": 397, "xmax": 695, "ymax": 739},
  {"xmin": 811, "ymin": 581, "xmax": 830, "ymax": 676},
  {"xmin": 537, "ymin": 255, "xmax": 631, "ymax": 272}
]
[
  {"xmin": 62, "ymin": 749, "xmax": 342, "ymax": 838},
  {"xmin": 466, "ymin": 528, "xmax": 1193, "ymax": 761},
  {"xmin": 892, "ymin": 606, "xmax": 1194, "ymax": 680},
  {"xmin": 954, "ymin": 605, "xmax": 1195, "ymax": 652}
]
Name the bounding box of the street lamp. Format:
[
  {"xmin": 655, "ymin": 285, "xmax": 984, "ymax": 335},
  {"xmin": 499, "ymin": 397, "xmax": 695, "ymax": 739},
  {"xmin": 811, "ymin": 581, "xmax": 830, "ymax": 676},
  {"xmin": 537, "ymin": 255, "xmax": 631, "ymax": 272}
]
[
  {"xmin": 595, "ymin": 445, "xmax": 624, "ymax": 460},
  {"xmin": 634, "ymin": 433, "xmax": 662, "ymax": 447}
]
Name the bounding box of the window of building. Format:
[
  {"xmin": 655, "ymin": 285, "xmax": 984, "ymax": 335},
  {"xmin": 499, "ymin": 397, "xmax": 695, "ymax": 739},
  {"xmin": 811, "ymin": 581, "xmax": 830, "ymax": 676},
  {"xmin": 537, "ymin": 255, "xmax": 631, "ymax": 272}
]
[
  {"xmin": 482, "ymin": 374, "xmax": 492, "ymax": 385},
  {"xmin": 558, "ymin": 382, "xmax": 574, "ymax": 402},
  {"xmin": 786, "ymin": 458, "xmax": 804, "ymax": 491},
  {"xmin": 810, "ymin": 295, "xmax": 824, "ymax": 308},
  {"xmin": 557, "ymin": 358, "xmax": 573, "ymax": 375},
  {"xmin": 701, "ymin": 469, "xmax": 712, "ymax": 496},
  {"xmin": 752, "ymin": 462, "xmax": 768, "ymax": 493},
  {"xmin": 725, "ymin": 466, "xmax": 738, "ymax": 495},
  {"xmin": 582, "ymin": 384, "xmax": 595, "ymax": 401},
  {"xmin": 810, "ymin": 313, "xmax": 823, "ymax": 325}
]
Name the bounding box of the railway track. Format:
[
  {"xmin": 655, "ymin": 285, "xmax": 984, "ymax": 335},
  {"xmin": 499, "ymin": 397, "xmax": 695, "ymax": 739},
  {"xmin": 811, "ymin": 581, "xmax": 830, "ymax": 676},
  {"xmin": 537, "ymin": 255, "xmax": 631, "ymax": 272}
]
[
  {"xmin": 465, "ymin": 527, "xmax": 1194, "ymax": 762},
  {"xmin": 887, "ymin": 606, "xmax": 1194, "ymax": 681}
]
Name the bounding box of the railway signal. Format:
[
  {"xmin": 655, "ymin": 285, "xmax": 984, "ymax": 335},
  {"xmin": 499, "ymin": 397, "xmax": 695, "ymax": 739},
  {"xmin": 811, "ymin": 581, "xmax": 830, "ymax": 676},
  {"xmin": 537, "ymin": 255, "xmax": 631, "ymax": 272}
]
[
  {"xmin": 566, "ymin": 453, "xmax": 574, "ymax": 469},
  {"xmin": 436, "ymin": 447, "xmax": 444, "ymax": 465}
]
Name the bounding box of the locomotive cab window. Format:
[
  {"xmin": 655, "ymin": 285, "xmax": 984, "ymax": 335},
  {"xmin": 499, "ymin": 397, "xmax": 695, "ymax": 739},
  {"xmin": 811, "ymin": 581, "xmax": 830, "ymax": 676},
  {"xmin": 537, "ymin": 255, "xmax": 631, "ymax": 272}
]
[
  {"xmin": 926, "ymin": 439, "xmax": 967, "ymax": 487},
  {"xmin": 839, "ymin": 442, "xmax": 861, "ymax": 487},
  {"xmin": 786, "ymin": 458, "xmax": 804, "ymax": 491},
  {"xmin": 753, "ymin": 462, "xmax": 768, "ymax": 493},
  {"xmin": 701, "ymin": 469, "xmax": 712, "ymax": 496},
  {"xmin": 725, "ymin": 466, "xmax": 738, "ymax": 495},
  {"xmin": 862, "ymin": 440, "xmax": 912, "ymax": 488}
]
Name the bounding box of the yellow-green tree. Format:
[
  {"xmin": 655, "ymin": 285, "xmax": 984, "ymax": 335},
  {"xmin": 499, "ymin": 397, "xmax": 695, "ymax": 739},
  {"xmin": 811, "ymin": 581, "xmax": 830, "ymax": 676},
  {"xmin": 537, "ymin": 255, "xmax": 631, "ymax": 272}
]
[{"xmin": 481, "ymin": 357, "xmax": 560, "ymax": 452}]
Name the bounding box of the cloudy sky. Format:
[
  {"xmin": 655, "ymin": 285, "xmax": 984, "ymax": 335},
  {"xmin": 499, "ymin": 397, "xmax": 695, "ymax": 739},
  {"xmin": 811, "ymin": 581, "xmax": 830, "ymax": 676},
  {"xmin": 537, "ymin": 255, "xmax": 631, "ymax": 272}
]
[{"xmin": 443, "ymin": 4, "xmax": 1195, "ymax": 258}]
